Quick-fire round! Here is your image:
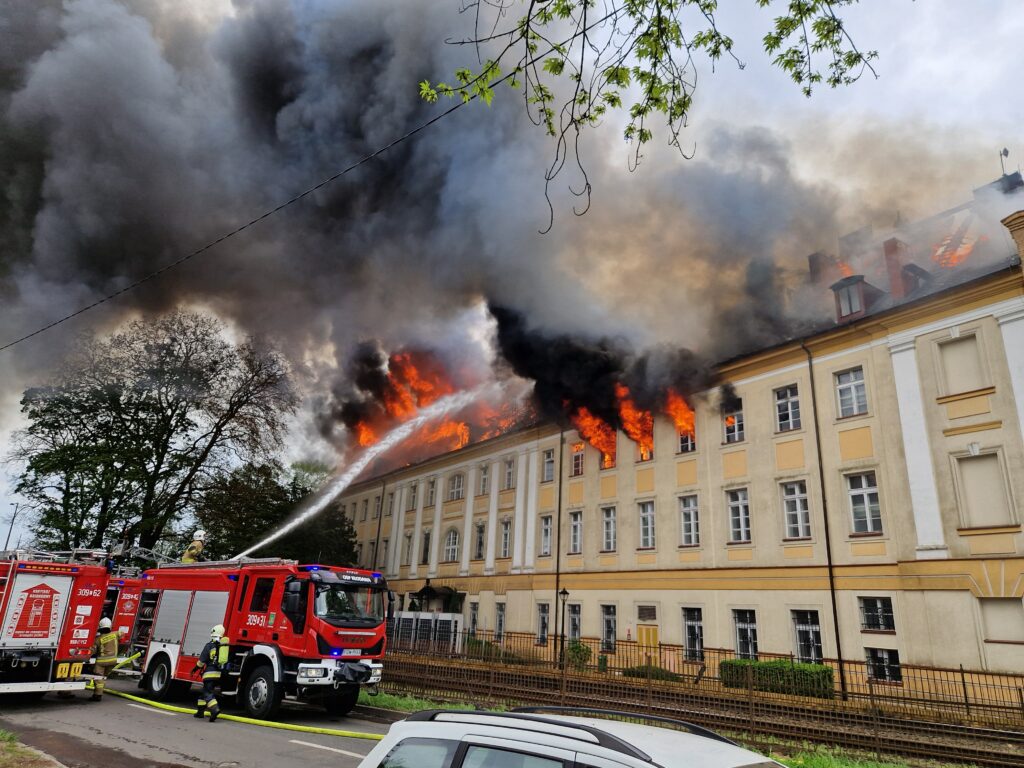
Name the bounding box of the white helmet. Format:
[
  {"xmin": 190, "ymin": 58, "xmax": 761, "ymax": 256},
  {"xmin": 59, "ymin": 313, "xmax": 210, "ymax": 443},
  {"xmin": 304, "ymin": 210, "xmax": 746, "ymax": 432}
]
[
  {"xmin": 210, "ymin": 623, "xmax": 225, "ymax": 639},
  {"xmin": 193, "ymin": 530, "xmax": 207, "ymax": 542},
  {"xmin": 99, "ymin": 617, "xmax": 112, "ymax": 630}
]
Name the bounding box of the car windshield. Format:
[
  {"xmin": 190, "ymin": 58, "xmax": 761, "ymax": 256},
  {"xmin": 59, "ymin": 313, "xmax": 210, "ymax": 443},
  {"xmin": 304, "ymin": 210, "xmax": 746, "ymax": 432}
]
[{"xmin": 313, "ymin": 583, "xmax": 384, "ymax": 626}]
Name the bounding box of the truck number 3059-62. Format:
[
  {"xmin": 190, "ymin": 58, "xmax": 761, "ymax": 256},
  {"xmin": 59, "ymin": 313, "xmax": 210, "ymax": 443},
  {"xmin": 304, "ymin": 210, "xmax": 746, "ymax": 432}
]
[{"xmin": 245, "ymin": 614, "xmax": 268, "ymax": 627}]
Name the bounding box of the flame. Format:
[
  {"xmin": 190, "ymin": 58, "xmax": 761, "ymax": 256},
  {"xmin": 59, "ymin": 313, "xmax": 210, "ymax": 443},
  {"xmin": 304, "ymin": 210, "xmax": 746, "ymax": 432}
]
[
  {"xmin": 571, "ymin": 406, "xmax": 617, "ymax": 468},
  {"xmin": 665, "ymin": 389, "xmax": 695, "ymax": 439},
  {"xmin": 415, "ymin": 419, "xmax": 470, "ymax": 451},
  {"xmin": 614, "ymin": 383, "xmax": 654, "ymax": 454},
  {"xmin": 354, "ymin": 422, "xmax": 378, "ymax": 447},
  {"xmin": 931, "ymin": 217, "xmax": 978, "ymax": 269},
  {"xmin": 381, "ymin": 351, "xmax": 456, "ymax": 418},
  {"xmin": 836, "ymin": 260, "xmax": 854, "ymax": 278},
  {"xmin": 725, "ymin": 415, "xmax": 736, "ymax": 427}
]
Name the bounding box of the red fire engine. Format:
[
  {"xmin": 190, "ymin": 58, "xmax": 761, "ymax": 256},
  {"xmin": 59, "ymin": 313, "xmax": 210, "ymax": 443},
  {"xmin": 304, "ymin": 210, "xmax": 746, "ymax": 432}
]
[
  {"xmin": 1, "ymin": 551, "xmax": 108, "ymax": 696},
  {"xmin": 131, "ymin": 558, "xmax": 391, "ymax": 718}
]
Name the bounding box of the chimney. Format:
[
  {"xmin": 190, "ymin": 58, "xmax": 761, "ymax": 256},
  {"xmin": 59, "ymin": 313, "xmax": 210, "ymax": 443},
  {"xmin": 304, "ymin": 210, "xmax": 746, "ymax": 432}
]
[
  {"xmin": 1001, "ymin": 210, "xmax": 1024, "ymax": 257},
  {"xmin": 883, "ymin": 237, "xmax": 910, "ymax": 300}
]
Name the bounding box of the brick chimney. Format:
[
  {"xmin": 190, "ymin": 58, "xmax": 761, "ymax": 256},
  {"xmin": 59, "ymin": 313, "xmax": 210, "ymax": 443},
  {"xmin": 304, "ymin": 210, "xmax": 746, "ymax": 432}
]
[
  {"xmin": 883, "ymin": 237, "xmax": 910, "ymax": 300},
  {"xmin": 1001, "ymin": 210, "xmax": 1024, "ymax": 257}
]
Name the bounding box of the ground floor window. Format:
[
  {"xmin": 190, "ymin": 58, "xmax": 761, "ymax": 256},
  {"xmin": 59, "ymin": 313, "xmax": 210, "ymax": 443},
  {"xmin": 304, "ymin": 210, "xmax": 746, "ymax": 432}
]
[
  {"xmin": 683, "ymin": 607, "xmax": 704, "ymax": 661},
  {"xmin": 792, "ymin": 609, "xmax": 823, "ymax": 663},
  {"xmin": 734, "ymin": 609, "xmax": 758, "ymax": 660},
  {"xmin": 495, "ymin": 603, "xmax": 506, "ymax": 642},
  {"xmin": 866, "ymin": 647, "xmax": 901, "ymax": 683},
  {"xmin": 601, "ymin": 604, "xmax": 617, "ymax": 652},
  {"xmin": 536, "ymin": 603, "xmax": 550, "ymax": 645},
  {"xmin": 568, "ymin": 604, "xmax": 581, "ymax": 642}
]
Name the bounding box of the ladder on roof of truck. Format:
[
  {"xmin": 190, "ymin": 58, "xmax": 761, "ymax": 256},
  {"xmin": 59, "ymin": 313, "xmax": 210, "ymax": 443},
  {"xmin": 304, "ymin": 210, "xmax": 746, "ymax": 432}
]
[
  {"xmin": 1, "ymin": 547, "xmax": 109, "ymax": 565},
  {"xmin": 155, "ymin": 557, "xmax": 298, "ymax": 570}
]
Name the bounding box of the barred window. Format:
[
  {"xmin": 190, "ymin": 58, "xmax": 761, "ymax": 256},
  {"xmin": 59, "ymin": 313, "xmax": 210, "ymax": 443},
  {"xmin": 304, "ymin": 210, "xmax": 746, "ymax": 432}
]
[
  {"xmin": 866, "ymin": 647, "xmax": 901, "ymax": 682},
  {"xmin": 601, "ymin": 605, "xmax": 617, "ymax": 652},
  {"xmin": 792, "ymin": 609, "xmax": 823, "ymax": 663},
  {"xmin": 859, "ymin": 596, "xmax": 895, "ymax": 631},
  {"xmin": 683, "ymin": 607, "xmax": 704, "ymax": 662},
  {"xmin": 536, "ymin": 603, "xmax": 550, "ymax": 645},
  {"xmin": 734, "ymin": 609, "xmax": 758, "ymax": 660}
]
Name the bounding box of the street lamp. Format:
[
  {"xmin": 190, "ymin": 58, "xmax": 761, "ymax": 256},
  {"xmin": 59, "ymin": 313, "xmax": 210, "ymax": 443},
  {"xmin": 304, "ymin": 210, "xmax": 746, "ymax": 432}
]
[
  {"xmin": 4, "ymin": 503, "xmax": 22, "ymax": 551},
  {"xmin": 558, "ymin": 587, "xmax": 570, "ymax": 668}
]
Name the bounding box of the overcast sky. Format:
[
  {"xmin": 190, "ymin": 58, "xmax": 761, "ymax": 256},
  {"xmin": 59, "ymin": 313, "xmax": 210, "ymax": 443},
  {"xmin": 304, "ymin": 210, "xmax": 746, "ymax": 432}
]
[{"xmin": 2, "ymin": 0, "xmax": 1022, "ymax": 547}]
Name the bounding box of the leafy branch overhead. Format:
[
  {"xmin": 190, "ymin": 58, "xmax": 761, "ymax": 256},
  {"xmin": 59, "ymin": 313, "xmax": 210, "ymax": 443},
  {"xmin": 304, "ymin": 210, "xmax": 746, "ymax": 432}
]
[{"xmin": 421, "ymin": 0, "xmax": 877, "ymax": 230}]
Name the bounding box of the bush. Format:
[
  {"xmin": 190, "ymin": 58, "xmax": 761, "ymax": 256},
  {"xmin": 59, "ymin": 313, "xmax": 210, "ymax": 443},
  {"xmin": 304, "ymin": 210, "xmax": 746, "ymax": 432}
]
[
  {"xmin": 719, "ymin": 658, "xmax": 835, "ymax": 699},
  {"xmin": 464, "ymin": 637, "xmax": 527, "ymax": 664},
  {"xmin": 565, "ymin": 641, "xmax": 592, "ymax": 670},
  {"xmin": 621, "ymin": 663, "xmax": 681, "ymax": 682}
]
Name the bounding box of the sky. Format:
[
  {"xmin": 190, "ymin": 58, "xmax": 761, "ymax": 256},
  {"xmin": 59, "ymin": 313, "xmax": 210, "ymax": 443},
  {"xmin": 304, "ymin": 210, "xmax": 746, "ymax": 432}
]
[{"xmin": 1, "ymin": 0, "xmax": 1022, "ymax": 547}]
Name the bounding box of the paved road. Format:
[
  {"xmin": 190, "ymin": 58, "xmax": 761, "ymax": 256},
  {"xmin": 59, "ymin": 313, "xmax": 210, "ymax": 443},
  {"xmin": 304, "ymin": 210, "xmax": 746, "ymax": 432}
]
[{"xmin": 0, "ymin": 679, "xmax": 390, "ymax": 768}]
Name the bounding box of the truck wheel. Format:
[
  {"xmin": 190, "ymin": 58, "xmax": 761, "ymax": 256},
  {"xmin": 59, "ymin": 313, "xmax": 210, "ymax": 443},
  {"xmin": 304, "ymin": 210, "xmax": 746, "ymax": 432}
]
[
  {"xmin": 324, "ymin": 685, "xmax": 360, "ymax": 717},
  {"xmin": 243, "ymin": 665, "xmax": 282, "ymax": 719},
  {"xmin": 147, "ymin": 655, "xmax": 174, "ymax": 701}
]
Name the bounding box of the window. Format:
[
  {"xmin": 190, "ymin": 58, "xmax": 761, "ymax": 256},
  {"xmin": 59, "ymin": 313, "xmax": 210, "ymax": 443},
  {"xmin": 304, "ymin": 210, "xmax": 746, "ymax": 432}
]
[
  {"xmin": 536, "ymin": 603, "xmax": 550, "ymax": 645},
  {"xmin": 443, "ymin": 529, "xmax": 460, "ymax": 562},
  {"xmin": 866, "ymin": 648, "xmax": 901, "ymax": 682},
  {"xmin": 679, "ymin": 495, "xmax": 700, "ymax": 547},
  {"xmin": 478, "ymin": 465, "xmax": 490, "ymax": 496},
  {"xmin": 468, "ymin": 602, "xmax": 479, "ymax": 637},
  {"xmin": 447, "ymin": 473, "xmax": 465, "ymax": 502},
  {"xmin": 473, "ymin": 522, "xmax": 486, "ymax": 560},
  {"xmin": 939, "ymin": 335, "xmax": 985, "ymax": 395},
  {"xmin": 408, "ymin": 484, "xmax": 417, "ymax": 511},
  {"xmin": 723, "ymin": 400, "xmax": 744, "ymax": 443},
  {"xmin": 386, "ymin": 492, "xmax": 394, "ymax": 517},
  {"xmin": 566, "ymin": 511, "xmax": 583, "ymax": 554},
  {"xmin": 540, "ymin": 515, "xmax": 552, "ymax": 556},
  {"xmin": 683, "ymin": 608, "xmax": 704, "ymax": 661},
  {"xmin": 638, "ymin": 500, "xmax": 656, "ymax": 549},
  {"xmin": 782, "ymin": 480, "xmax": 811, "ymax": 539},
  {"xmin": 420, "ymin": 530, "xmax": 431, "ymax": 565},
  {"xmin": 367, "ymin": 541, "xmax": 376, "ymax": 567},
  {"xmin": 503, "ymin": 457, "xmax": 516, "ymax": 490},
  {"xmin": 775, "ymin": 385, "xmax": 801, "ymax": 431},
  {"xmin": 847, "ymin": 472, "xmax": 882, "ymax": 534},
  {"xmin": 570, "ymin": 442, "xmax": 585, "ymax": 476},
  {"xmin": 980, "ymin": 598, "xmax": 1024, "ymax": 643},
  {"xmin": 377, "ymin": 737, "xmax": 459, "ymax": 768},
  {"xmin": 734, "ymin": 609, "xmax": 758, "ymax": 660},
  {"xmin": 836, "ymin": 367, "xmax": 868, "ymax": 417},
  {"xmin": 600, "ymin": 605, "xmax": 617, "ymax": 652},
  {"xmin": 637, "ymin": 443, "xmax": 654, "ymax": 462},
  {"xmin": 426, "ymin": 478, "xmax": 436, "ymax": 506},
  {"xmin": 956, "ymin": 453, "xmax": 1015, "ymax": 528},
  {"xmin": 859, "ymin": 597, "xmax": 895, "ymax": 631},
  {"xmin": 542, "ymin": 449, "xmax": 555, "ymax": 482},
  {"xmin": 373, "ymin": 495, "xmax": 381, "ymax": 519},
  {"xmin": 495, "ymin": 603, "xmax": 506, "ymax": 641},
  {"xmin": 638, "ymin": 604, "xmax": 657, "ymax": 622},
  {"xmin": 602, "ymin": 506, "xmax": 617, "ymax": 552},
  {"xmin": 381, "ymin": 538, "xmax": 389, "ymax": 568},
  {"xmin": 568, "ymin": 604, "xmax": 581, "ymax": 642},
  {"xmin": 463, "ymin": 746, "xmax": 563, "ymax": 768},
  {"xmin": 249, "ymin": 578, "xmax": 275, "ymax": 612},
  {"xmin": 403, "ymin": 533, "xmax": 413, "ymax": 567},
  {"xmin": 355, "ymin": 543, "xmax": 362, "ymax": 565},
  {"xmin": 500, "ymin": 519, "xmax": 512, "ymax": 558},
  {"xmin": 837, "ymin": 284, "xmax": 862, "ymax": 317},
  {"xmin": 600, "ymin": 444, "xmax": 616, "ymax": 470},
  {"xmin": 792, "ymin": 610, "xmax": 823, "ymax": 663},
  {"xmin": 361, "ymin": 499, "xmax": 368, "ymax": 521},
  {"xmin": 678, "ymin": 430, "xmax": 696, "ymax": 453},
  {"xmin": 727, "ymin": 488, "xmax": 751, "ymax": 543}
]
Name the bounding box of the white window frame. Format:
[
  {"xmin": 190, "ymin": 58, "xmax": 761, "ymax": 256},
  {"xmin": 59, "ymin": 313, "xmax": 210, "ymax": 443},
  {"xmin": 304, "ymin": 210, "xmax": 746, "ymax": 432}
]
[
  {"xmin": 473, "ymin": 521, "xmax": 486, "ymax": 560},
  {"xmin": 859, "ymin": 596, "xmax": 895, "ymax": 631},
  {"xmin": 540, "ymin": 515, "xmax": 553, "ymax": 556},
  {"xmin": 468, "ymin": 601, "xmax": 479, "ymax": 636},
  {"xmin": 638, "ymin": 500, "xmax": 656, "ymax": 549},
  {"xmin": 727, "ymin": 488, "xmax": 751, "ymax": 543},
  {"xmin": 602, "ymin": 506, "xmax": 617, "ymax": 552},
  {"xmin": 403, "ymin": 532, "xmax": 413, "ymax": 567},
  {"xmin": 724, "ymin": 401, "xmax": 745, "ymax": 443},
  {"xmin": 678, "ymin": 430, "xmax": 696, "ymax": 453},
  {"xmin": 838, "ymin": 284, "xmax": 862, "ymax": 317},
  {"xmin": 568, "ymin": 604, "xmax": 582, "ymax": 642},
  {"xmin": 846, "ymin": 471, "xmax": 882, "ymax": 534},
  {"xmin": 835, "ymin": 366, "xmax": 868, "ymax": 418},
  {"xmin": 679, "ymin": 494, "xmax": 700, "ymax": 547},
  {"xmin": 495, "ymin": 603, "xmax": 506, "ymax": 642},
  {"xmin": 373, "ymin": 495, "xmax": 381, "ymax": 519},
  {"xmin": 792, "ymin": 609, "xmax": 823, "ymax": 663},
  {"xmin": 478, "ymin": 464, "xmax": 490, "ymax": 496},
  {"xmin": 386, "ymin": 492, "xmax": 394, "ymax": 517},
  {"xmin": 775, "ymin": 384, "xmax": 801, "ymax": 432},
  {"xmin": 536, "ymin": 603, "xmax": 550, "ymax": 645},
  {"xmin": 734, "ymin": 609, "xmax": 758, "ymax": 660},
  {"xmin": 600, "ymin": 604, "xmax": 617, "ymax": 652},
  {"xmin": 569, "ymin": 511, "xmax": 583, "ymax": 554},
  {"xmin": 571, "ymin": 442, "xmax": 585, "ymax": 476},
  {"xmin": 782, "ymin": 480, "xmax": 811, "ymax": 539},
  {"xmin": 447, "ymin": 473, "xmax": 465, "ymax": 502},
  {"xmin": 542, "ymin": 449, "xmax": 555, "ymax": 482},
  {"xmin": 420, "ymin": 530, "xmax": 431, "ymax": 565},
  {"xmin": 503, "ymin": 457, "xmax": 516, "ymax": 490},
  {"xmin": 683, "ymin": 607, "xmax": 704, "ymax": 661},
  {"xmin": 443, "ymin": 528, "xmax": 460, "ymax": 562},
  {"xmin": 500, "ymin": 519, "xmax": 512, "ymax": 558},
  {"xmin": 426, "ymin": 478, "xmax": 436, "ymax": 506}
]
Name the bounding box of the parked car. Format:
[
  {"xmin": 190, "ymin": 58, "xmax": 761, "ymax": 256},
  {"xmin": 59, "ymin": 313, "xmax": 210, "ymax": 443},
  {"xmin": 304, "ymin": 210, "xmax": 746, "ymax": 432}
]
[{"xmin": 356, "ymin": 707, "xmax": 784, "ymax": 768}]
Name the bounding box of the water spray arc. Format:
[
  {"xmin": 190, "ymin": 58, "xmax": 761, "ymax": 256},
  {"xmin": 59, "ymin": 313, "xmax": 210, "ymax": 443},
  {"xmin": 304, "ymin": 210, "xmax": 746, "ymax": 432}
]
[{"xmin": 232, "ymin": 385, "xmax": 496, "ymax": 559}]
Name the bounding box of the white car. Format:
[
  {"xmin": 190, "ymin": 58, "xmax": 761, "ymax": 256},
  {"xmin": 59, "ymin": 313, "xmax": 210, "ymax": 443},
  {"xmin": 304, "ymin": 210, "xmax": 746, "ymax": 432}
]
[{"xmin": 355, "ymin": 707, "xmax": 783, "ymax": 768}]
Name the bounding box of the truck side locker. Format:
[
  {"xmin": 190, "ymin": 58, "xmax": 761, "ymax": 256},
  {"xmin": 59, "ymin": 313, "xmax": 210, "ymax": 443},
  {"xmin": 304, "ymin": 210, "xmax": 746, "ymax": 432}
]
[{"xmin": 180, "ymin": 591, "xmax": 230, "ymax": 676}]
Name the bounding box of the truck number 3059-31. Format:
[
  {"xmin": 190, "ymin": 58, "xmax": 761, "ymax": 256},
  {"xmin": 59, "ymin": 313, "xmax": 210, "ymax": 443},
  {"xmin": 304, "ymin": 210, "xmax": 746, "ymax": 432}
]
[{"xmin": 246, "ymin": 614, "xmax": 268, "ymax": 627}]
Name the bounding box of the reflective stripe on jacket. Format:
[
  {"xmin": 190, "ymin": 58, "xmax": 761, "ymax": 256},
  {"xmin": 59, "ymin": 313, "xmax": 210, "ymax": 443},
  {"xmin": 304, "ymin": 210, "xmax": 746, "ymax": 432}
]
[
  {"xmin": 93, "ymin": 630, "xmax": 119, "ymax": 664},
  {"xmin": 196, "ymin": 637, "xmax": 230, "ymax": 679},
  {"xmin": 181, "ymin": 540, "xmax": 204, "ymax": 564}
]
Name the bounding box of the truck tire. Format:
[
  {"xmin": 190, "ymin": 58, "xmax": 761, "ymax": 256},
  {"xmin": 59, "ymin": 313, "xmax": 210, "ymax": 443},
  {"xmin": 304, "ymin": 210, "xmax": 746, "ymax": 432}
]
[
  {"xmin": 242, "ymin": 664, "xmax": 282, "ymax": 719},
  {"xmin": 324, "ymin": 685, "xmax": 360, "ymax": 717},
  {"xmin": 147, "ymin": 655, "xmax": 191, "ymax": 701}
]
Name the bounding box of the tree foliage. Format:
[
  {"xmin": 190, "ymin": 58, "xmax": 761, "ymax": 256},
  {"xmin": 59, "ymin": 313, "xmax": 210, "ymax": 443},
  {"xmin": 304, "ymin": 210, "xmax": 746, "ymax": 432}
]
[
  {"xmin": 421, "ymin": 0, "xmax": 877, "ymax": 230},
  {"xmin": 9, "ymin": 311, "xmax": 297, "ymax": 551}
]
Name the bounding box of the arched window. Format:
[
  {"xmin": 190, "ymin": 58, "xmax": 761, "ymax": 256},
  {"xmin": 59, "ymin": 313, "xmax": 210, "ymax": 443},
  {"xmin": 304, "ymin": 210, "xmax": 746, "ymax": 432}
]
[
  {"xmin": 448, "ymin": 472, "xmax": 465, "ymax": 501},
  {"xmin": 443, "ymin": 529, "xmax": 460, "ymax": 562}
]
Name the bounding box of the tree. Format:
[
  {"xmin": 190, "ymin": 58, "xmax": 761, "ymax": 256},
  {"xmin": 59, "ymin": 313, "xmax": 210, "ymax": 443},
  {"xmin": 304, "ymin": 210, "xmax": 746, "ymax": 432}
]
[
  {"xmin": 9, "ymin": 311, "xmax": 297, "ymax": 551},
  {"xmin": 192, "ymin": 462, "xmax": 357, "ymax": 566},
  {"xmin": 421, "ymin": 1, "xmax": 877, "ymax": 229}
]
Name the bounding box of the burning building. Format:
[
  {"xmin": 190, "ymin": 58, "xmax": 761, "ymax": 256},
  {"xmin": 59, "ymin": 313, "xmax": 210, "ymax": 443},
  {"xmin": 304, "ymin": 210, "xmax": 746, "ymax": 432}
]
[{"xmin": 337, "ymin": 178, "xmax": 1024, "ymax": 682}]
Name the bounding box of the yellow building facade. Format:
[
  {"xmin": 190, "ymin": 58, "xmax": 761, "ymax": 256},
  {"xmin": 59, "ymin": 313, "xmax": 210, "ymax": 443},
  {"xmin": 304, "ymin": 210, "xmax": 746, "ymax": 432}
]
[{"xmin": 340, "ymin": 210, "xmax": 1024, "ymax": 676}]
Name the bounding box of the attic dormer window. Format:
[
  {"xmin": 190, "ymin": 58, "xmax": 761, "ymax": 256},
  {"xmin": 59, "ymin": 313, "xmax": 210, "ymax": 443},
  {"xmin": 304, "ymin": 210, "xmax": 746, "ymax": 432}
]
[{"xmin": 838, "ymin": 284, "xmax": 862, "ymax": 317}]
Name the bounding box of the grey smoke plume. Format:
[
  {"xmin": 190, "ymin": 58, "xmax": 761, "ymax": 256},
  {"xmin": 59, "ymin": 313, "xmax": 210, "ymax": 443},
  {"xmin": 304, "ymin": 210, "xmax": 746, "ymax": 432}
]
[{"xmin": 0, "ymin": 0, "xmax": 1017, "ymax": 456}]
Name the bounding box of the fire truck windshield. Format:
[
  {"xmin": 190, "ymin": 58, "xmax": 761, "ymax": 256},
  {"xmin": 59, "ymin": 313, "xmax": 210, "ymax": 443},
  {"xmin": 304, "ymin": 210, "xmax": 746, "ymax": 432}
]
[{"xmin": 313, "ymin": 583, "xmax": 384, "ymax": 626}]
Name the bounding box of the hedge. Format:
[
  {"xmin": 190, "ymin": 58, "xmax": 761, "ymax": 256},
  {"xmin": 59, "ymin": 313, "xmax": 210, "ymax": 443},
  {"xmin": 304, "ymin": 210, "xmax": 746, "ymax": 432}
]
[
  {"xmin": 464, "ymin": 637, "xmax": 528, "ymax": 664},
  {"xmin": 719, "ymin": 658, "xmax": 835, "ymax": 699},
  {"xmin": 565, "ymin": 641, "xmax": 592, "ymax": 671},
  {"xmin": 621, "ymin": 663, "xmax": 681, "ymax": 682}
]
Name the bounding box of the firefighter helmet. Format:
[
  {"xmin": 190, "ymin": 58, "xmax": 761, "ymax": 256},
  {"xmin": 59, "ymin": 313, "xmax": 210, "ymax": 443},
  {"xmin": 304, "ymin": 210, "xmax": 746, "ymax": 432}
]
[
  {"xmin": 99, "ymin": 617, "xmax": 112, "ymax": 630},
  {"xmin": 193, "ymin": 530, "xmax": 207, "ymax": 542},
  {"xmin": 210, "ymin": 623, "xmax": 226, "ymax": 639}
]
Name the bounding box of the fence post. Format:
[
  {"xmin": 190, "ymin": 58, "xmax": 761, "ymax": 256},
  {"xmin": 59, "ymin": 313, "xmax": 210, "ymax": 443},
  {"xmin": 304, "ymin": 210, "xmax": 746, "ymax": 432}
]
[
  {"xmin": 959, "ymin": 664, "xmax": 971, "ymax": 718},
  {"xmin": 868, "ymin": 678, "xmax": 881, "ymax": 762},
  {"xmin": 646, "ymin": 653, "xmax": 653, "ymax": 713},
  {"xmin": 745, "ymin": 662, "xmax": 755, "ymax": 738}
]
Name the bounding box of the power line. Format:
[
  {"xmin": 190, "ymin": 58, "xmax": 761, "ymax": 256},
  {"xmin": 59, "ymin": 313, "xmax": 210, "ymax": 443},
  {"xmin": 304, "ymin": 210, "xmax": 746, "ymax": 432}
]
[{"xmin": 0, "ymin": 7, "xmax": 621, "ymax": 354}]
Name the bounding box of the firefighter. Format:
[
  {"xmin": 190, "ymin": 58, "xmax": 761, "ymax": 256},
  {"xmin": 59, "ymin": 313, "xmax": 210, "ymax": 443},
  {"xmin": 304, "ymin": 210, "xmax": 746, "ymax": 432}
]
[
  {"xmin": 181, "ymin": 530, "xmax": 206, "ymax": 563},
  {"xmin": 89, "ymin": 617, "xmax": 119, "ymax": 701},
  {"xmin": 193, "ymin": 623, "xmax": 230, "ymax": 722}
]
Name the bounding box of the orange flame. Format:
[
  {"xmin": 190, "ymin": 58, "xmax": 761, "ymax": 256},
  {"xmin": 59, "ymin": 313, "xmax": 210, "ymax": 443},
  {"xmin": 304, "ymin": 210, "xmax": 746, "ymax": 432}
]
[
  {"xmin": 571, "ymin": 407, "xmax": 617, "ymax": 468},
  {"xmin": 381, "ymin": 351, "xmax": 456, "ymax": 418},
  {"xmin": 725, "ymin": 415, "xmax": 737, "ymax": 427},
  {"xmin": 665, "ymin": 389, "xmax": 695, "ymax": 439},
  {"xmin": 615, "ymin": 383, "xmax": 654, "ymax": 454},
  {"xmin": 354, "ymin": 422, "xmax": 378, "ymax": 447},
  {"xmin": 836, "ymin": 260, "xmax": 854, "ymax": 278},
  {"xmin": 415, "ymin": 419, "xmax": 470, "ymax": 451}
]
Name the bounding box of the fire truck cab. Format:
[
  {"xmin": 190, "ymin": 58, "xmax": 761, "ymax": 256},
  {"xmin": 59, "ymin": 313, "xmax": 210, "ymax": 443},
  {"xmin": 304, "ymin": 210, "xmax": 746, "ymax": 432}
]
[
  {"xmin": 135, "ymin": 558, "xmax": 390, "ymax": 718},
  {"xmin": 1, "ymin": 550, "xmax": 108, "ymax": 696}
]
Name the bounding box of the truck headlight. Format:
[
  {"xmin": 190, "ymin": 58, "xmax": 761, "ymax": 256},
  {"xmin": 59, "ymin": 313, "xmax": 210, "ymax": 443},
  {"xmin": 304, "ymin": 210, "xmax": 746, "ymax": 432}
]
[{"xmin": 303, "ymin": 668, "xmax": 327, "ymax": 678}]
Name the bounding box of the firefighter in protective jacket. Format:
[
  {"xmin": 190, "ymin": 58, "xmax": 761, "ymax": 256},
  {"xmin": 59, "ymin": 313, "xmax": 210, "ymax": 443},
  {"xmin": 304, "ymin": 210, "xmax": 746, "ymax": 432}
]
[
  {"xmin": 89, "ymin": 617, "xmax": 119, "ymax": 701},
  {"xmin": 181, "ymin": 530, "xmax": 206, "ymax": 564},
  {"xmin": 194, "ymin": 624, "xmax": 230, "ymax": 722}
]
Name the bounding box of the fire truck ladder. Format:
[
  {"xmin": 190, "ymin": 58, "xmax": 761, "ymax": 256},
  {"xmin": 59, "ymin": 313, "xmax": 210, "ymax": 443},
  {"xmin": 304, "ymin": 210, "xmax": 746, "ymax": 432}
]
[
  {"xmin": 1, "ymin": 547, "xmax": 109, "ymax": 564},
  {"xmin": 155, "ymin": 557, "xmax": 298, "ymax": 570}
]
